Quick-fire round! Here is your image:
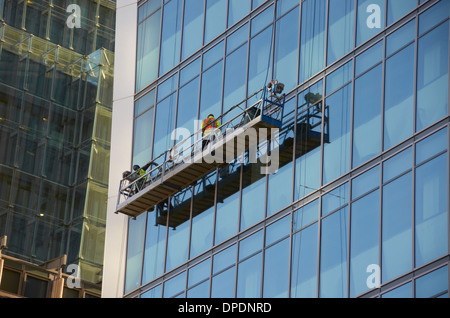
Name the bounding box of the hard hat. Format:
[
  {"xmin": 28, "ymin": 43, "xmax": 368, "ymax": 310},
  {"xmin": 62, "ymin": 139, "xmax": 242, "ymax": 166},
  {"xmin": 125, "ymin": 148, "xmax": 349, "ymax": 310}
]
[
  {"xmin": 133, "ymin": 165, "xmax": 140, "ymax": 170},
  {"xmin": 208, "ymin": 114, "xmax": 214, "ymax": 118}
]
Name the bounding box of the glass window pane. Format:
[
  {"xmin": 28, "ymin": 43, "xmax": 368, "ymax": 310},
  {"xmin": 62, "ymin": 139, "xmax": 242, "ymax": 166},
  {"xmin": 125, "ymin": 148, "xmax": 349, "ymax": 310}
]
[
  {"xmin": 190, "ymin": 204, "xmax": 214, "ymax": 259},
  {"xmin": 0, "ymin": 166, "xmax": 13, "ymax": 208},
  {"xmin": 263, "ymin": 238, "xmax": 289, "ymax": 298},
  {"xmin": 136, "ymin": 9, "xmax": 161, "ymax": 92},
  {"xmin": 211, "ymin": 266, "xmax": 235, "ymax": 298},
  {"xmin": 23, "ymin": 276, "xmax": 48, "ymax": 298},
  {"xmin": 295, "ymin": 82, "xmax": 323, "ymax": 200},
  {"xmin": 239, "ymin": 230, "xmax": 263, "ymax": 261},
  {"xmin": 382, "ymin": 172, "xmax": 412, "ymax": 283},
  {"xmin": 387, "ymin": 0, "xmax": 416, "ymax": 26},
  {"xmin": 323, "ymin": 84, "xmax": 351, "ymax": 184},
  {"xmin": 299, "ymin": 0, "xmax": 327, "ymax": 83},
  {"xmin": 382, "ymin": 282, "xmax": 412, "ymax": 298},
  {"xmin": 21, "ymin": 94, "xmax": 48, "ymax": 142},
  {"xmin": 415, "ymin": 266, "xmax": 448, "ymax": 298},
  {"xmin": 159, "ymin": 0, "xmax": 183, "ymax": 76},
  {"xmin": 227, "ymin": 24, "xmax": 248, "ymax": 54},
  {"xmin": 295, "ymin": 146, "xmax": 321, "ymax": 200},
  {"xmin": 383, "ymin": 147, "xmax": 412, "ymax": 182},
  {"xmin": 152, "ymin": 94, "xmax": 177, "ymax": 162},
  {"xmin": 157, "ymin": 74, "xmax": 178, "ymax": 102},
  {"xmin": 282, "ymin": 96, "xmax": 296, "ymax": 125},
  {"xmin": 355, "ymin": 40, "xmax": 382, "ymax": 77},
  {"xmin": 276, "ymin": 0, "xmax": 298, "ymax": 17},
  {"xmin": 188, "ymin": 258, "xmax": 211, "ymax": 288},
  {"xmin": 252, "ymin": 0, "xmax": 265, "ymax": 10},
  {"xmin": 200, "ymin": 61, "xmax": 223, "ymax": 121},
  {"xmin": 215, "ymin": 163, "xmax": 240, "ymax": 245},
  {"xmin": 241, "ymin": 166, "xmax": 266, "ymax": 230},
  {"xmin": 327, "ymin": 0, "xmax": 355, "ymax": 65},
  {"xmin": 353, "ymin": 64, "xmax": 382, "ymax": 168},
  {"xmin": 267, "ymin": 161, "xmax": 292, "ymax": 216},
  {"xmin": 251, "ymin": 5, "xmax": 273, "ymax": 37},
  {"xmin": 191, "ymin": 172, "xmax": 215, "ymax": 260},
  {"xmin": 213, "ymin": 244, "xmax": 237, "ymax": 274},
  {"xmin": 11, "ymin": 171, "xmax": 40, "ymax": 213},
  {"xmin": 415, "ymin": 153, "xmax": 448, "ymax": 266},
  {"xmin": 180, "ymin": 58, "xmax": 200, "ymax": 86},
  {"xmin": 168, "ymin": 182, "xmax": 192, "ymax": 230},
  {"xmin": 125, "ymin": 213, "xmax": 147, "ymax": 294},
  {"xmin": 383, "ymin": 148, "xmax": 411, "ymax": 182},
  {"xmin": 320, "ymin": 207, "xmax": 349, "ymax": 298},
  {"xmin": 182, "ymin": 0, "xmax": 204, "ymax": 60},
  {"xmin": 177, "ymin": 77, "xmax": 199, "ymax": 136},
  {"xmin": 163, "ymin": 271, "xmax": 186, "ymax": 298},
  {"xmin": 322, "ymin": 183, "xmax": 349, "ymax": 216},
  {"xmin": 166, "ymin": 215, "xmax": 190, "ymax": 272},
  {"xmin": 265, "ymin": 215, "xmax": 290, "ymax": 246},
  {"xmin": 384, "ymin": 44, "xmax": 414, "ymax": 150},
  {"xmin": 326, "ymin": 60, "xmax": 353, "ymax": 96},
  {"xmin": 187, "ymin": 280, "xmax": 209, "ymax": 298},
  {"xmin": 0, "ymin": 269, "xmax": 20, "ymax": 295},
  {"xmin": 228, "ymin": 0, "xmax": 250, "ymax": 27},
  {"xmin": 248, "ymin": 26, "xmax": 273, "ymax": 102},
  {"xmin": 416, "ymin": 127, "xmax": 447, "ymax": 165},
  {"xmin": 274, "ymin": 6, "xmax": 299, "ymax": 93},
  {"xmin": 141, "ymin": 285, "xmax": 162, "ymax": 298},
  {"xmin": 386, "ymin": 19, "xmax": 415, "ymax": 57},
  {"xmin": 352, "ymin": 165, "xmax": 379, "ymax": 199},
  {"xmin": 203, "ymin": 41, "xmax": 224, "ymax": 70},
  {"xmin": 223, "ymin": 43, "xmax": 248, "ymax": 123},
  {"xmin": 237, "ymin": 252, "xmax": 262, "ymax": 297},
  {"xmin": 8, "ymin": 213, "xmax": 31, "ymax": 256},
  {"xmin": 133, "ymin": 108, "xmax": 154, "ymax": 166},
  {"xmin": 350, "ymin": 190, "xmax": 379, "ymax": 297},
  {"xmin": 357, "ymin": 0, "xmax": 385, "ymax": 46},
  {"xmin": 293, "ymin": 199, "xmax": 319, "ymax": 231},
  {"xmin": 138, "ymin": 0, "xmax": 161, "ymax": 23},
  {"xmin": 291, "ymin": 223, "xmax": 318, "ymax": 298},
  {"xmin": 419, "ymin": 0, "xmax": 450, "ymax": 36},
  {"xmin": 142, "ymin": 212, "xmax": 166, "ymax": 285},
  {"xmin": 135, "ymin": 89, "xmax": 155, "ymax": 117},
  {"xmin": 416, "ymin": 21, "xmax": 449, "ymax": 132},
  {"xmin": 205, "ymin": 0, "xmax": 227, "ymax": 44}
]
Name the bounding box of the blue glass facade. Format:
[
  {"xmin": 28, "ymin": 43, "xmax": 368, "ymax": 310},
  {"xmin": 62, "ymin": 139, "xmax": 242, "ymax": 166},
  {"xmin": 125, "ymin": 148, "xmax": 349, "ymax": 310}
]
[{"xmin": 125, "ymin": 0, "xmax": 450, "ymax": 298}]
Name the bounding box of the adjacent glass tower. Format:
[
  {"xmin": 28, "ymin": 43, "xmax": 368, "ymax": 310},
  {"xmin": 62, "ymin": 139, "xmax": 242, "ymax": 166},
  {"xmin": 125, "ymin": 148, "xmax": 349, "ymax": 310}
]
[
  {"xmin": 0, "ymin": 0, "xmax": 115, "ymax": 287},
  {"xmin": 106, "ymin": 0, "xmax": 450, "ymax": 298}
]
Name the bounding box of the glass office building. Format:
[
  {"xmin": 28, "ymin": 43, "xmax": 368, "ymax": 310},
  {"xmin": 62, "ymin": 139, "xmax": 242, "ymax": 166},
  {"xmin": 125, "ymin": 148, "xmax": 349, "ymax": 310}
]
[
  {"xmin": 0, "ymin": 0, "xmax": 115, "ymax": 289},
  {"xmin": 104, "ymin": 0, "xmax": 450, "ymax": 298}
]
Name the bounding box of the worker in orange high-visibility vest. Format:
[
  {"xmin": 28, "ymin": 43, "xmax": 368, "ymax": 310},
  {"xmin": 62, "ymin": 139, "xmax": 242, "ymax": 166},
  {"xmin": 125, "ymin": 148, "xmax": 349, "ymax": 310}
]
[{"xmin": 201, "ymin": 113, "xmax": 221, "ymax": 150}]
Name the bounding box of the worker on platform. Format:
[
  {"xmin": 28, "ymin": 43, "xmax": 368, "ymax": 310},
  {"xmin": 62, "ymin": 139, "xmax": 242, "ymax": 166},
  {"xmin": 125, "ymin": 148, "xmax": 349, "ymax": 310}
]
[
  {"xmin": 129, "ymin": 161, "xmax": 154, "ymax": 192},
  {"xmin": 201, "ymin": 113, "xmax": 221, "ymax": 150}
]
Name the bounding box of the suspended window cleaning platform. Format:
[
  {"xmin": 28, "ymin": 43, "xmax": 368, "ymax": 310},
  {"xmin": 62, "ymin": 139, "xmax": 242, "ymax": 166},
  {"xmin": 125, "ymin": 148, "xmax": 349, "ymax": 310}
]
[
  {"xmin": 115, "ymin": 81, "xmax": 329, "ymax": 223},
  {"xmin": 153, "ymin": 96, "xmax": 329, "ymax": 229},
  {"xmin": 115, "ymin": 82, "xmax": 286, "ymax": 218}
]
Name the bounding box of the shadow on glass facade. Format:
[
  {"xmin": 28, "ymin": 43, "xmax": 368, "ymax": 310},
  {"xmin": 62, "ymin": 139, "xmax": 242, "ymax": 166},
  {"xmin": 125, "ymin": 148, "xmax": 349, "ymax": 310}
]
[{"xmin": 123, "ymin": 0, "xmax": 449, "ymax": 298}]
